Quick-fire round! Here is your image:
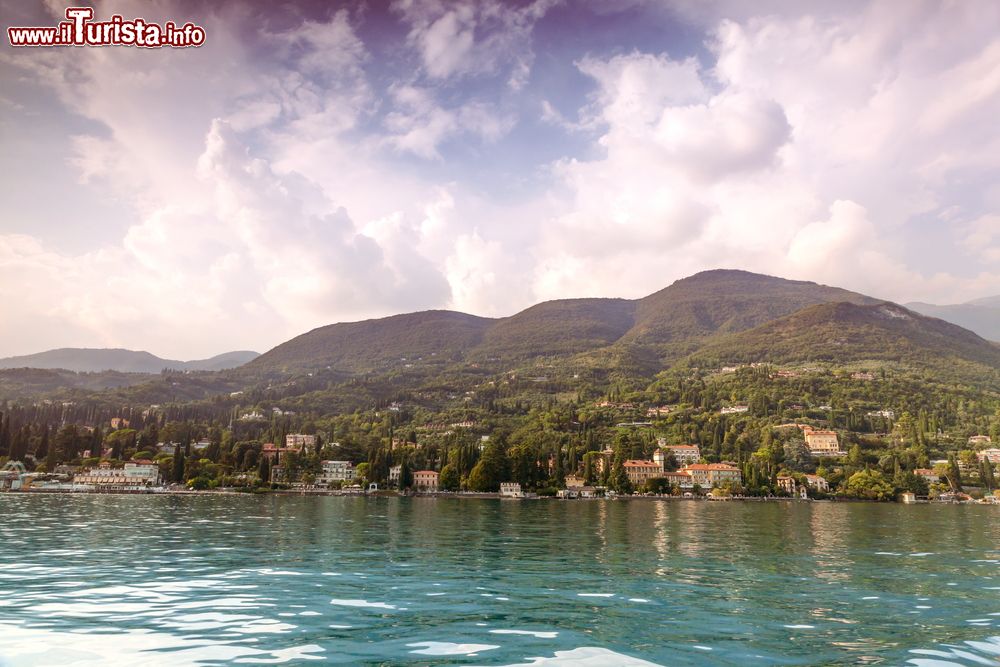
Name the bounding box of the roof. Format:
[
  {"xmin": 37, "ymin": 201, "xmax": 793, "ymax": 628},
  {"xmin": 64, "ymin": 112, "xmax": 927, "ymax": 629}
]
[
  {"xmin": 684, "ymin": 463, "xmax": 740, "ymax": 471},
  {"xmin": 413, "ymin": 470, "xmax": 438, "ymax": 475},
  {"xmin": 623, "ymin": 460, "xmax": 661, "ymax": 468},
  {"xmin": 666, "ymin": 445, "xmax": 699, "ymax": 450}
]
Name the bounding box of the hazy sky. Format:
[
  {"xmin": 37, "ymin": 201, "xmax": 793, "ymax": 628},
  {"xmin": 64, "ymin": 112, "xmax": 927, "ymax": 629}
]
[{"xmin": 2, "ymin": 0, "xmax": 999, "ymax": 358}]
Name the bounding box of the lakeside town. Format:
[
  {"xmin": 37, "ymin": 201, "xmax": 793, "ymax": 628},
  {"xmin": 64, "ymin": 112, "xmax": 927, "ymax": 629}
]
[{"xmin": 3, "ymin": 421, "xmax": 999, "ymax": 505}]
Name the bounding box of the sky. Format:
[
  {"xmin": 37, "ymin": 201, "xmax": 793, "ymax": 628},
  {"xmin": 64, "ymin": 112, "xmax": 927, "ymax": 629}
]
[{"xmin": 1, "ymin": 0, "xmax": 999, "ymax": 359}]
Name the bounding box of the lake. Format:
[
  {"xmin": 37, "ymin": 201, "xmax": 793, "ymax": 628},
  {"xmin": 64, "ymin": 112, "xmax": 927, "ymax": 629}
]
[{"xmin": 0, "ymin": 495, "xmax": 998, "ymax": 666}]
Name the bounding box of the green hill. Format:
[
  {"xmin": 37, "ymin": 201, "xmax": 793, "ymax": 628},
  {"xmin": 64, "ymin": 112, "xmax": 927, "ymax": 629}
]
[
  {"xmin": 627, "ymin": 269, "xmax": 879, "ymax": 345},
  {"xmin": 476, "ymin": 298, "xmax": 637, "ymax": 359},
  {"xmin": 686, "ymin": 301, "xmax": 1000, "ymax": 382},
  {"xmin": 247, "ymin": 310, "xmax": 495, "ymax": 373},
  {"xmin": 247, "ymin": 270, "xmax": 882, "ymax": 374}
]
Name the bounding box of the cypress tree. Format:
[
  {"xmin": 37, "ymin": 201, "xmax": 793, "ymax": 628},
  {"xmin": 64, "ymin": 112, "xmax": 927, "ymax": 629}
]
[
  {"xmin": 172, "ymin": 443, "xmax": 185, "ymax": 483},
  {"xmin": 258, "ymin": 455, "xmax": 270, "ymax": 484}
]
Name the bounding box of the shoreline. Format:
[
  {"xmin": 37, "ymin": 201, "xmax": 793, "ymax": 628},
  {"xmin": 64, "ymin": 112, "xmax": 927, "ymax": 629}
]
[{"xmin": 3, "ymin": 488, "xmax": 985, "ymax": 504}]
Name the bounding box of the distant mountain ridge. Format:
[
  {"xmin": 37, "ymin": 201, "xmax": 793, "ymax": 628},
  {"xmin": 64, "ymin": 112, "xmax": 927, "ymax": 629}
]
[
  {"xmin": 0, "ymin": 348, "xmax": 260, "ymax": 373},
  {"xmin": 688, "ymin": 301, "xmax": 1000, "ymax": 373},
  {"xmin": 248, "ymin": 270, "xmax": 883, "ymax": 373},
  {"xmin": 906, "ymin": 297, "xmax": 1000, "ymax": 342}
]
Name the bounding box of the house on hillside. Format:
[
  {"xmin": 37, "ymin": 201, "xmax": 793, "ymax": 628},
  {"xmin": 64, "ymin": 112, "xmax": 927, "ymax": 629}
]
[{"xmin": 804, "ymin": 429, "xmax": 844, "ymax": 457}]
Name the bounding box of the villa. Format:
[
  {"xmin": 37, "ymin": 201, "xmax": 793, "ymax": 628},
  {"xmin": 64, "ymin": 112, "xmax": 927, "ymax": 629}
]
[
  {"xmin": 413, "ymin": 470, "xmax": 439, "ymax": 491},
  {"xmin": 623, "ymin": 460, "xmax": 662, "ymax": 486},
  {"xmin": 803, "ymin": 474, "xmax": 830, "ymax": 492},
  {"xmin": 500, "ymin": 482, "xmax": 523, "ymax": 497},
  {"xmin": 683, "ymin": 463, "xmax": 742, "ymax": 487},
  {"xmin": 316, "ymin": 460, "xmax": 354, "ymax": 485},
  {"xmin": 804, "ymin": 428, "xmax": 844, "ymax": 457}
]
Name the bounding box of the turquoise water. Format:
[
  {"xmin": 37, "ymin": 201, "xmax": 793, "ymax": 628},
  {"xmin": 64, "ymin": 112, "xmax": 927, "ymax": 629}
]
[{"xmin": 1, "ymin": 496, "xmax": 999, "ymax": 666}]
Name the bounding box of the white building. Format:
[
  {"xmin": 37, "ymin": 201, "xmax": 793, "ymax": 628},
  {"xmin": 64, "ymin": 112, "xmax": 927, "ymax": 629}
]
[
  {"xmin": 389, "ymin": 465, "xmax": 401, "ymax": 485},
  {"xmin": 73, "ymin": 461, "xmax": 161, "ymax": 489},
  {"xmin": 654, "ymin": 445, "xmax": 700, "ymax": 467},
  {"xmin": 500, "ymin": 482, "xmax": 523, "ymax": 498},
  {"xmin": 316, "ymin": 460, "xmax": 354, "ymax": 486},
  {"xmin": 803, "ymin": 474, "xmax": 830, "ymax": 492}
]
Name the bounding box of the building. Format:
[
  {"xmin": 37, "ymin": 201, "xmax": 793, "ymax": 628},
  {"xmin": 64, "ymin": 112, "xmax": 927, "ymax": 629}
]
[
  {"xmin": 720, "ymin": 405, "xmax": 749, "ymax": 414},
  {"xmin": 976, "ymin": 449, "xmax": 1000, "ymax": 464},
  {"xmin": 565, "ymin": 474, "xmax": 586, "ymax": 488},
  {"xmin": 124, "ymin": 460, "xmax": 161, "ymax": 486},
  {"xmin": 110, "ymin": 417, "xmax": 129, "ymax": 429},
  {"xmin": 682, "ymin": 463, "xmax": 742, "ymax": 488},
  {"xmin": 654, "ymin": 445, "xmax": 700, "ymax": 467},
  {"xmin": 413, "ymin": 470, "xmax": 439, "ymax": 491},
  {"xmin": 73, "ymin": 461, "xmax": 161, "ymax": 489},
  {"xmin": 803, "ymin": 474, "xmax": 830, "ymax": 492},
  {"xmin": 389, "ymin": 465, "xmax": 401, "ymax": 485},
  {"xmin": 316, "ymin": 460, "xmax": 354, "ymax": 486},
  {"xmin": 500, "ymin": 482, "xmax": 523, "ymax": 497},
  {"xmin": 804, "ymin": 429, "xmax": 843, "ymax": 456},
  {"xmin": 777, "ymin": 476, "xmax": 796, "ymax": 494},
  {"xmin": 914, "ymin": 468, "xmax": 940, "ymax": 484},
  {"xmin": 285, "ymin": 434, "xmax": 317, "ymax": 451},
  {"xmin": 663, "ymin": 471, "xmax": 693, "ymax": 489},
  {"xmin": 623, "ymin": 460, "xmax": 662, "ymax": 487}
]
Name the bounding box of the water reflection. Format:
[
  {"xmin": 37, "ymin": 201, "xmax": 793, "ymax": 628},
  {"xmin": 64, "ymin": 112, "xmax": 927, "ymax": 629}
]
[{"xmin": 0, "ymin": 495, "xmax": 998, "ymax": 666}]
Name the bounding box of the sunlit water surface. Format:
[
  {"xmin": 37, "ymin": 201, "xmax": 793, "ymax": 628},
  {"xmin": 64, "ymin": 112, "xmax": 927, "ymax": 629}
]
[{"xmin": 1, "ymin": 495, "xmax": 999, "ymax": 666}]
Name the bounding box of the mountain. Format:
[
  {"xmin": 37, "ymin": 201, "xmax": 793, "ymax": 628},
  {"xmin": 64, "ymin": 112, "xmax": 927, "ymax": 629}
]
[
  {"xmin": 247, "ymin": 270, "xmax": 881, "ymax": 374},
  {"xmin": 248, "ymin": 311, "xmax": 495, "ymax": 374},
  {"xmin": 906, "ymin": 297, "xmax": 1000, "ymax": 342},
  {"xmin": 0, "ymin": 348, "xmax": 259, "ymax": 373},
  {"xmin": 627, "ymin": 270, "xmax": 879, "ymax": 345},
  {"xmin": 687, "ymin": 301, "xmax": 1000, "ymax": 379}
]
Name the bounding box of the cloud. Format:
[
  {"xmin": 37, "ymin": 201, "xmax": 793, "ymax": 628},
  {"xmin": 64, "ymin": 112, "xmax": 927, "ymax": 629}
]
[
  {"xmin": 382, "ymin": 84, "xmax": 514, "ymax": 158},
  {"xmin": 3, "ymin": 0, "xmax": 1000, "ymax": 358},
  {"xmin": 528, "ymin": 2, "xmax": 1000, "ymax": 305},
  {"xmin": 392, "ymin": 0, "xmax": 557, "ymax": 86}
]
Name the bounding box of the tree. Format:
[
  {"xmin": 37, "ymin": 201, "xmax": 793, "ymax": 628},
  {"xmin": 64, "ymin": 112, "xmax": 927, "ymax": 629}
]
[
  {"xmin": 399, "ymin": 458, "xmax": 414, "ymax": 489},
  {"xmin": 980, "ymin": 459, "xmax": 996, "ymax": 491},
  {"xmin": 172, "ymin": 443, "xmax": 185, "ymax": 483},
  {"xmin": 842, "ymin": 469, "xmax": 894, "ymax": 501},
  {"xmin": 467, "ymin": 441, "xmax": 510, "ymax": 492},
  {"xmin": 257, "ymin": 455, "xmax": 270, "ymax": 484},
  {"xmin": 355, "ymin": 462, "xmax": 370, "ymax": 484},
  {"xmin": 946, "ymin": 453, "xmax": 964, "ymax": 492},
  {"xmin": 608, "ymin": 454, "xmax": 632, "ymax": 495},
  {"xmin": 439, "ymin": 464, "xmax": 460, "ymax": 491},
  {"xmin": 782, "ymin": 439, "xmax": 812, "ymax": 472}
]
